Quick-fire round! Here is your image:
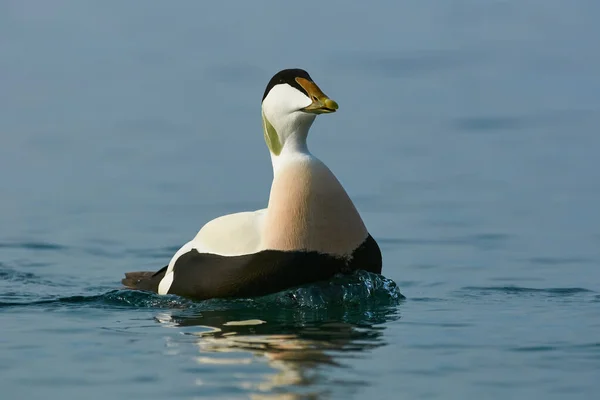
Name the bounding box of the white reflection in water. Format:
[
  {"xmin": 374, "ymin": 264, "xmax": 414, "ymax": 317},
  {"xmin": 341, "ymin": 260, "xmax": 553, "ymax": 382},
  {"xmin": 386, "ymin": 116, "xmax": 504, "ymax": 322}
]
[{"xmin": 158, "ymin": 305, "xmax": 398, "ymax": 399}]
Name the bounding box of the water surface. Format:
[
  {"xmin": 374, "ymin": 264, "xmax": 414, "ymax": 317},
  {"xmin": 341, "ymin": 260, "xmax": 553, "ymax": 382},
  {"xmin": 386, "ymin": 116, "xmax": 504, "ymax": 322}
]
[{"xmin": 1, "ymin": 1, "xmax": 600, "ymax": 399}]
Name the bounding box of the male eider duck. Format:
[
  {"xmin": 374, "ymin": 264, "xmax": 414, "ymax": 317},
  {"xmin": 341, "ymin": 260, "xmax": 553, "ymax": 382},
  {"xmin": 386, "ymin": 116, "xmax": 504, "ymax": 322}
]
[{"xmin": 122, "ymin": 68, "xmax": 382, "ymax": 300}]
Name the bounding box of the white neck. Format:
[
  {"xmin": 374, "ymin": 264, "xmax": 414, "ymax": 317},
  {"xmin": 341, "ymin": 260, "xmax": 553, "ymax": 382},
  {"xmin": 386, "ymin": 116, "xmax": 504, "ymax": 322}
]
[
  {"xmin": 270, "ymin": 123, "xmax": 312, "ymax": 175},
  {"xmin": 261, "ymin": 83, "xmax": 317, "ymax": 174}
]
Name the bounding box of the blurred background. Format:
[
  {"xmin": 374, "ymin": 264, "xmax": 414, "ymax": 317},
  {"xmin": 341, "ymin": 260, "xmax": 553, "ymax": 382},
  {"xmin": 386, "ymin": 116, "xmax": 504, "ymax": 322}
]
[{"xmin": 1, "ymin": 1, "xmax": 599, "ymax": 399}]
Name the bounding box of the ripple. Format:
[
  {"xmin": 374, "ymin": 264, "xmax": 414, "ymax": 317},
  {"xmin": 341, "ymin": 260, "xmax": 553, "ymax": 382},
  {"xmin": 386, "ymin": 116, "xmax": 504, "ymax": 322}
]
[
  {"xmin": 0, "ymin": 266, "xmax": 55, "ymax": 286},
  {"xmin": 509, "ymin": 342, "xmax": 600, "ymax": 353},
  {"xmin": 0, "ymin": 268, "xmax": 38, "ymax": 282},
  {"xmin": 410, "ymin": 297, "xmax": 446, "ymax": 303},
  {"xmin": 0, "ymin": 241, "xmax": 67, "ymax": 251},
  {"xmin": 0, "ymin": 271, "xmax": 403, "ymax": 311},
  {"xmin": 528, "ymin": 257, "xmax": 592, "ymax": 266},
  {"xmin": 379, "ymin": 233, "xmax": 510, "ymax": 250},
  {"xmin": 510, "ymin": 345, "xmax": 559, "ymax": 352},
  {"xmin": 458, "ymin": 286, "xmax": 594, "ymax": 299}
]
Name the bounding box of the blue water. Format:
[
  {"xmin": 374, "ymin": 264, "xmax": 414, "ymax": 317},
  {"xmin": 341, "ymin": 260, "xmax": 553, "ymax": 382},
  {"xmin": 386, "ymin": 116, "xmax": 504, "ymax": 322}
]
[{"xmin": 2, "ymin": 1, "xmax": 600, "ymax": 399}]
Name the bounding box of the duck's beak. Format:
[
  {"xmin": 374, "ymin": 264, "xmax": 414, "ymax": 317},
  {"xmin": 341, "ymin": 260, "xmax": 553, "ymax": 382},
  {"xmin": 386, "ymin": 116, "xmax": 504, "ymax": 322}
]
[{"xmin": 296, "ymin": 77, "xmax": 339, "ymax": 114}]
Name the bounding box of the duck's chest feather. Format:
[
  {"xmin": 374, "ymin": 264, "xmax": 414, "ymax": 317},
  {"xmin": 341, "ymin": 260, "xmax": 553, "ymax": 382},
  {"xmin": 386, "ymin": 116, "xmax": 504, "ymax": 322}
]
[
  {"xmin": 262, "ymin": 155, "xmax": 368, "ymax": 257},
  {"xmin": 163, "ymin": 234, "xmax": 381, "ymax": 300}
]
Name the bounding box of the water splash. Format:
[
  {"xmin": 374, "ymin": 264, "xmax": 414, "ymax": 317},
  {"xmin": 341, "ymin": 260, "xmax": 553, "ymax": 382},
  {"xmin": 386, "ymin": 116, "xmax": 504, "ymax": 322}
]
[{"xmin": 0, "ymin": 270, "xmax": 403, "ymax": 312}]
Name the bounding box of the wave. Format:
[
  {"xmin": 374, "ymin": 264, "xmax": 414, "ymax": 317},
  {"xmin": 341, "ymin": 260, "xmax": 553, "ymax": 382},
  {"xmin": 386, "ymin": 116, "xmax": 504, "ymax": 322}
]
[{"xmin": 460, "ymin": 286, "xmax": 593, "ymax": 296}]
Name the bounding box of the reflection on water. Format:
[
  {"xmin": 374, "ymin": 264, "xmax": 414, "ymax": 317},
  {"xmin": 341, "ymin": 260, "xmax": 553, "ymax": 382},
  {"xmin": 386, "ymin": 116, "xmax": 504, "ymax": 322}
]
[{"xmin": 157, "ymin": 295, "xmax": 400, "ymax": 399}]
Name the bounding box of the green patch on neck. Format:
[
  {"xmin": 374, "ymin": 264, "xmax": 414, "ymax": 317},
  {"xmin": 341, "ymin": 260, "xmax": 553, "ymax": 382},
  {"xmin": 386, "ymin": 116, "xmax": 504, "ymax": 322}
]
[{"xmin": 262, "ymin": 111, "xmax": 282, "ymax": 155}]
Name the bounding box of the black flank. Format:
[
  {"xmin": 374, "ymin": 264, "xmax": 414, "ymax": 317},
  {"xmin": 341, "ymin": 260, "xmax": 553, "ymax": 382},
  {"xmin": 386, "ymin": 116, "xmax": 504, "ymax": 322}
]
[{"xmin": 122, "ymin": 235, "xmax": 382, "ymax": 300}]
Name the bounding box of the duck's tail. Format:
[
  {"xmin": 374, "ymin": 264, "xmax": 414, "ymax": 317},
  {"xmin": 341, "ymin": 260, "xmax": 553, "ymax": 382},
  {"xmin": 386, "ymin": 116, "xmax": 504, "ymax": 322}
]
[{"xmin": 121, "ymin": 266, "xmax": 167, "ymax": 292}]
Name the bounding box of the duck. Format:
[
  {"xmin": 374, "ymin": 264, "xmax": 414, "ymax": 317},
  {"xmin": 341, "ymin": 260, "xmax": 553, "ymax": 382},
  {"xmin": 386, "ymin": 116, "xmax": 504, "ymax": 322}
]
[{"xmin": 122, "ymin": 68, "xmax": 382, "ymax": 300}]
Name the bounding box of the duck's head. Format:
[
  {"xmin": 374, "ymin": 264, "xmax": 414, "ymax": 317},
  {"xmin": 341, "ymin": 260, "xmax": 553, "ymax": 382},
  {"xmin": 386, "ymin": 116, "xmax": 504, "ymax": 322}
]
[{"xmin": 261, "ymin": 69, "xmax": 338, "ymax": 155}]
